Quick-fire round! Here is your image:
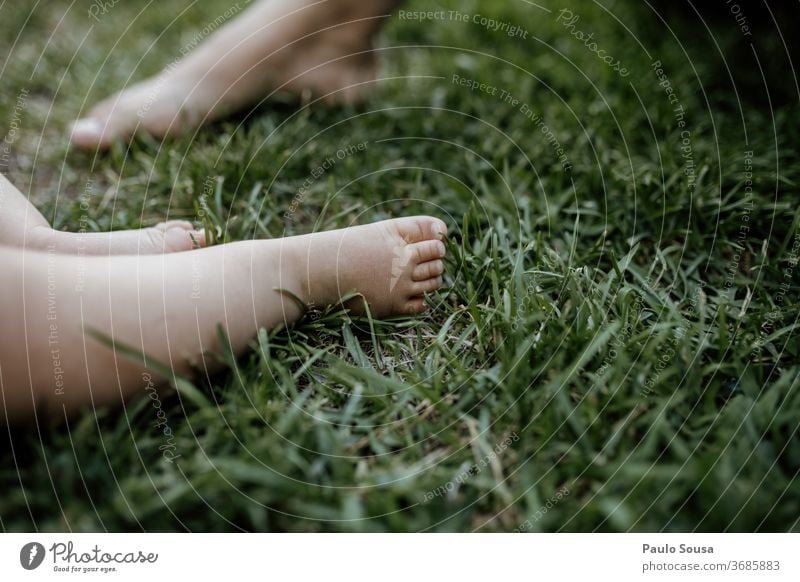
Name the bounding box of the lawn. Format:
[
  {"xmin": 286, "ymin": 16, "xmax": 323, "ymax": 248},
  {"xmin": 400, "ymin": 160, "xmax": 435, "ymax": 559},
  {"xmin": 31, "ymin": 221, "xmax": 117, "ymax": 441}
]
[{"xmin": 1, "ymin": 0, "xmax": 798, "ymax": 532}]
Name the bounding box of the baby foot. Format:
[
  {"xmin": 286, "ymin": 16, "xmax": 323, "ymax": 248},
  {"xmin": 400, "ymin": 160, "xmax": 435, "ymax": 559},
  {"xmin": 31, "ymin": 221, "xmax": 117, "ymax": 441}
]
[
  {"xmin": 286, "ymin": 216, "xmax": 448, "ymax": 317},
  {"xmin": 28, "ymin": 220, "xmax": 205, "ymax": 255}
]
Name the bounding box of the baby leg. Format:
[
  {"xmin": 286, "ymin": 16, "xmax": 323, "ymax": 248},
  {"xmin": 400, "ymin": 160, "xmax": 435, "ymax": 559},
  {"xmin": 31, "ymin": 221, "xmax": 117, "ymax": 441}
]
[
  {"xmin": 0, "ymin": 215, "xmax": 446, "ymax": 421},
  {"xmin": 0, "ymin": 173, "xmax": 203, "ymax": 254}
]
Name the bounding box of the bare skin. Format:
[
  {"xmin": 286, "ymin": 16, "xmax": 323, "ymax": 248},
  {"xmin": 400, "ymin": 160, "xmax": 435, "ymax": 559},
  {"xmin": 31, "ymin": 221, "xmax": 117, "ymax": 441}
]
[
  {"xmin": 71, "ymin": 0, "xmax": 403, "ymax": 149},
  {"xmin": 1, "ymin": 0, "xmax": 446, "ymax": 424},
  {"xmin": 0, "ymin": 174, "xmax": 204, "ymax": 254},
  {"xmin": 0, "ymin": 204, "xmax": 447, "ymax": 421}
]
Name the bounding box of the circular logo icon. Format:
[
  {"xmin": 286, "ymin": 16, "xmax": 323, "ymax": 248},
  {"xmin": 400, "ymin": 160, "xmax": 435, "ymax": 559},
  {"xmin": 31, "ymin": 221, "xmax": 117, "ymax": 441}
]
[{"xmin": 20, "ymin": 542, "xmax": 46, "ymax": 570}]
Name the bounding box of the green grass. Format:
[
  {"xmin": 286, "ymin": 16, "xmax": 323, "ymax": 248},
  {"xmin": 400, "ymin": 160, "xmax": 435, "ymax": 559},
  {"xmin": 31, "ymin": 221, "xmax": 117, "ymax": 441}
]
[{"xmin": 1, "ymin": 0, "xmax": 798, "ymax": 532}]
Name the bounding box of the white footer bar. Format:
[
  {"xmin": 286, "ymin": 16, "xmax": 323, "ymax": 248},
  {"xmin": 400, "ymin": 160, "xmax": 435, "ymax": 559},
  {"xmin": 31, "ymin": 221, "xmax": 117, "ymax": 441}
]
[{"xmin": 1, "ymin": 534, "xmax": 797, "ymax": 581}]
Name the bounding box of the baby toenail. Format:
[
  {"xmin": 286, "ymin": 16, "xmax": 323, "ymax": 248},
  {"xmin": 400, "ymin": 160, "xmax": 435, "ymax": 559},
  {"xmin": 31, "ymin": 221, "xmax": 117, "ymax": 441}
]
[{"xmin": 71, "ymin": 118, "xmax": 103, "ymax": 140}]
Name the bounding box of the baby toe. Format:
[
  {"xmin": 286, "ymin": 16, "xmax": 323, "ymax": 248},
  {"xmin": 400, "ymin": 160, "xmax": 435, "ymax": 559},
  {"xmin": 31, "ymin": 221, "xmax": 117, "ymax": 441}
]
[
  {"xmin": 395, "ymin": 216, "xmax": 448, "ymax": 243},
  {"xmin": 410, "ymin": 239, "xmax": 446, "ymax": 265},
  {"xmin": 403, "ymin": 297, "xmax": 428, "ymax": 314},
  {"xmin": 429, "ymin": 218, "xmax": 447, "ymax": 239},
  {"xmin": 162, "ymin": 225, "xmax": 202, "ymax": 252},
  {"xmin": 412, "ymin": 276, "xmax": 443, "ymax": 295},
  {"xmin": 412, "ymin": 259, "xmax": 444, "ymax": 281},
  {"xmin": 156, "ymin": 220, "xmax": 195, "ymax": 231},
  {"xmin": 188, "ymin": 228, "xmax": 206, "ymax": 248}
]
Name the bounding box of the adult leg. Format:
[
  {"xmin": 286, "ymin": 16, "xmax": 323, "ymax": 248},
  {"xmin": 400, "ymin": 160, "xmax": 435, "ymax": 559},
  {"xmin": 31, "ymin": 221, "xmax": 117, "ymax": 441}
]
[{"xmin": 71, "ymin": 0, "xmax": 405, "ymax": 149}]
